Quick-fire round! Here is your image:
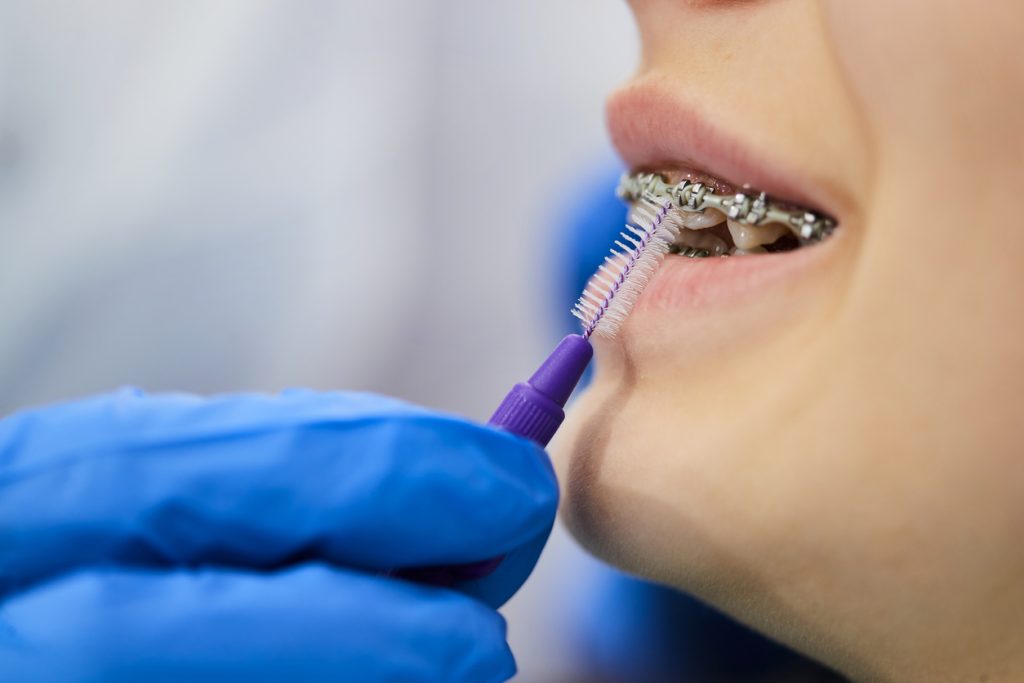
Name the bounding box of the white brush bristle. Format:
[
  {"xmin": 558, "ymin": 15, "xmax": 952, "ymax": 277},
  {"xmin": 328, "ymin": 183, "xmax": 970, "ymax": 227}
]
[{"xmin": 571, "ymin": 199, "xmax": 682, "ymax": 339}]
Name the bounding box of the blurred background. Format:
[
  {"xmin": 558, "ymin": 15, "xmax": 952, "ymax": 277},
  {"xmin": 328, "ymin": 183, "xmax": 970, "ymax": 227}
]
[
  {"xmin": 0, "ymin": 0, "xmax": 631, "ymax": 412},
  {"xmin": 0, "ymin": 2, "xmax": 845, "ymax": 680}
]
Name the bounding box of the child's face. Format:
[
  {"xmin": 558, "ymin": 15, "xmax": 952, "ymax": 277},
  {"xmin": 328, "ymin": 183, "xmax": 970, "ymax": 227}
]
[{"xmin": 559, "ymin": 1, "xmax": 1024, "ymax": 680}]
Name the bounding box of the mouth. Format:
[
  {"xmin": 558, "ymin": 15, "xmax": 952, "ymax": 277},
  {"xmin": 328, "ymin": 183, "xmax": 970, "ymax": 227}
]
[{"xmin": 618, "ymin": 170, "xmax": 837, "ymax": 258}]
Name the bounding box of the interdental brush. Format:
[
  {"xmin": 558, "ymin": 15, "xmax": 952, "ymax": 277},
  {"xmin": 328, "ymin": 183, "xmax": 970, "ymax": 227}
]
[{"xmin": 430, "ymin": 195, "xmax": 683, "ymax": 583}]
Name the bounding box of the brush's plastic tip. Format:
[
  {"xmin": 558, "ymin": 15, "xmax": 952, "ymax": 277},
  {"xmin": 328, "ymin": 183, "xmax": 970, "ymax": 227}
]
[
  {"xmin": 488, "ymin": 334, "xmax": 593, "ymax": 447},
  {"xmin": 527, "ymin": 334, "xmax": 593, "ymax": 406}
]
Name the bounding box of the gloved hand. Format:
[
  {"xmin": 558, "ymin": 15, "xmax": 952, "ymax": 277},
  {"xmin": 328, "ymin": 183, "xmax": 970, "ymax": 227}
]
[{"xmin": 0, "ymin": 388, "xmax": 558, "ymax": 682}]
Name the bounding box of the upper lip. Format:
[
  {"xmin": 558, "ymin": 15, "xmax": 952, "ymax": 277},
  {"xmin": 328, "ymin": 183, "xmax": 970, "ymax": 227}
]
[{"xmin": 606, "ymin": 79, "xmax": 848, "ymax": 219}]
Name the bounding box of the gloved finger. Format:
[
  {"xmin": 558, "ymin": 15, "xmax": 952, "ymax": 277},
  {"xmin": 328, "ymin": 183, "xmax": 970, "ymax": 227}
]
[
  {"xmin": 455, "ymin": 523, "xmax": 555, "ymax": 607},
  {"xmin": 0, "ymin": 389, "xmax": 558, "ymax": 594},
  {"xmin": 0, "ymin": 564, "xmax": 516, "ymax": 683}
]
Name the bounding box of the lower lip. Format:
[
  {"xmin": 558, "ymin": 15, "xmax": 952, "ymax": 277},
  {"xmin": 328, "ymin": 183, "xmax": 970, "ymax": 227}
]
[{"xmin": 636, "ymin": 235, "xmax": 842, "ymax": 315}]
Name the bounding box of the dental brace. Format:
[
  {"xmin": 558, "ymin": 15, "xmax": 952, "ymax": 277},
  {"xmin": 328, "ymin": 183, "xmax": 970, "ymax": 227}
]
[{"xmin": 617, "ymin": 172, "xmax": 837, "ymax": 243}]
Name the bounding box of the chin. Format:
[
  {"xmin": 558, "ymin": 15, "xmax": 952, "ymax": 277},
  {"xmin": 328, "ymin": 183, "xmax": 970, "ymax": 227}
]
[
  {"xmin": 555, "ymin": 387, "xmax": 841, "ymax": 675},
  {"xmin": 556, "ymin": 367, "xmax": 754, "ymax": 596}
]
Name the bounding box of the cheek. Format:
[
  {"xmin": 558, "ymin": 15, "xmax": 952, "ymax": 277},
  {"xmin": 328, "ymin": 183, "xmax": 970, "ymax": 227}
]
[
  {"xmin": 821, "ymin": 0, "xmax": 1024, "ymax": 435},
  {"xmin": 822, "ymin": 0, "xmax": 1024, "ymax": 172}
]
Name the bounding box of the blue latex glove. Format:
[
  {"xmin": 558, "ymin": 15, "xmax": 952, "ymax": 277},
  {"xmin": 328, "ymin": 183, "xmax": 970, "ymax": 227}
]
[{"xmin": 0, "ymin": 388, "xmax": 558, "ymax": 682}]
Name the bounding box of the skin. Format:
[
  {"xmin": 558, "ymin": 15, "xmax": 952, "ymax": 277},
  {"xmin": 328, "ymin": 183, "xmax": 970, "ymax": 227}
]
[{"xmin": 557, "ymin": 1, "xmax": 1024, "ymax": 681}]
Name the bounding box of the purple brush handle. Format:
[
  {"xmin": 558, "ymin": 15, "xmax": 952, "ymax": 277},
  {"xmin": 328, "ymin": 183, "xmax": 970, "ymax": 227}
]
[{"xmin": 445, "ymin": 334, "xmax": 593, "ymax": 581}]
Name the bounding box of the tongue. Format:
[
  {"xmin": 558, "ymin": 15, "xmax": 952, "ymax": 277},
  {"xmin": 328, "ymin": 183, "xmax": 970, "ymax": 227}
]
[{"xmin": 673, "ymin": 220, "xmax": 731, "ymax": 255}]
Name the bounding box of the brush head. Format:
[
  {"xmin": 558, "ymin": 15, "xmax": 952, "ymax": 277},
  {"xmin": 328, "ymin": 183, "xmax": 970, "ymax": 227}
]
[{"xmin": 570, "ymin": 198, "xmax": 681, "ymax": 339}]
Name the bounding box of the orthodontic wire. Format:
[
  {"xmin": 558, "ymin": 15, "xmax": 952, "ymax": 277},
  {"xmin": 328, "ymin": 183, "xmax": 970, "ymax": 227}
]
[{"xmin": 617, "ymin": 172, "xmax": 837, "ymax": 243}]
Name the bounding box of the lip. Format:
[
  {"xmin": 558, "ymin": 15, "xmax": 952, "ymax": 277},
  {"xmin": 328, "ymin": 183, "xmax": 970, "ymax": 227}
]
[
  {"xmin": 607, "ymin": 79, "xmax": 852, "ymax": 219},
  {"xmin": 603, "ymin": 78, "xmax": 848, "ymax": 320},
  {"xmin": 640, "ymin": 237, "xmax": 842, "ymax": 313}
]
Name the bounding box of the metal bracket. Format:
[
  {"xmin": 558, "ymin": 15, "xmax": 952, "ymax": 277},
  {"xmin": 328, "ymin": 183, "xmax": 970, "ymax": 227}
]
[{"xmin": 617, "ymin": 172, "xmax": 836, "ymax": 243}]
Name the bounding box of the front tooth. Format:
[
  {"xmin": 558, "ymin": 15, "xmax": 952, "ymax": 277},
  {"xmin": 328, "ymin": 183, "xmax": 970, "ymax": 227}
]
[
  {"xmin": 726, "ymin": 219, "xmax": 789, "ymax": 250},
  {"xmin": 678, "ymin": 208, "xmax": 726, "ymax": 229}
]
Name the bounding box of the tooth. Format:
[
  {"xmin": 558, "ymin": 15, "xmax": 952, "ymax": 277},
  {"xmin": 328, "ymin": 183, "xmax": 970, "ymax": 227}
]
[
  {"xmin": 726, "ymin": 219, "xmax": 789, "ymax": 250},
  {"xmin": 734, "ymin": 246, "xmax": 767, "ymax": 256},
  {"xmin": 681, "ymin": 229, "xmax": 729, "ymax": 256},
  {"xmin": 678, "ymin": 208, "xmax": 726, "ymax": 229}
]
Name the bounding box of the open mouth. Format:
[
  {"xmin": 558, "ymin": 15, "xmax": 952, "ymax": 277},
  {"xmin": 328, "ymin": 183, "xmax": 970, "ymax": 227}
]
[
  {"xmin": 618, "ymin": 169, "xmax": 838, "ymax": 258},
  {"xmin": 571, "ymin": 167, "xmax": 841, "ymax": 339}
]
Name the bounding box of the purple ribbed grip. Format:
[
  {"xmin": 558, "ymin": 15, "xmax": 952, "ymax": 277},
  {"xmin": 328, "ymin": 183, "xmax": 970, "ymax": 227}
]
[{"xmin": 487, "ymin": 334, "xmax": 593, "ymax": 447}]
